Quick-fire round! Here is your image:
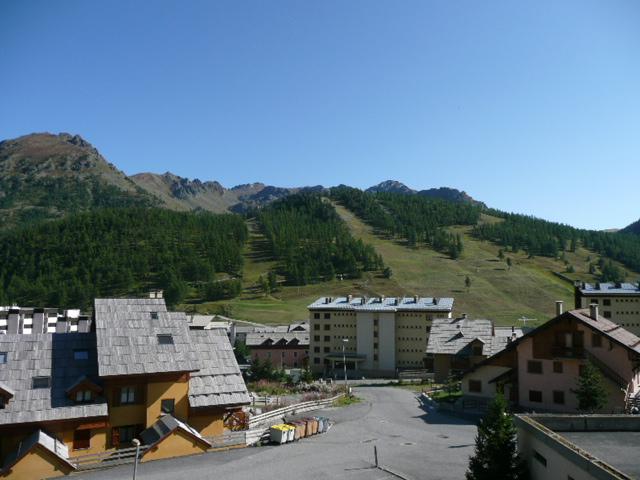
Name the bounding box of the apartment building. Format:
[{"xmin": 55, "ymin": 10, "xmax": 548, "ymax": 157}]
[
  {"xmin": 461, "ymin": 302, "xmax": 640, "ymax": 413},
  {"xmin": 575, "ymin": 281, "xmax": 640, "ymax": 335},
  {"xmin": 425, "ymin": 315, "xmax": 523, "ymax": 383},
  {"xmin": 0, "ymin": 297, "xmax": 249, "ymax": 479},
  {"xmin": 0, "ymin": 306, "xmax": 88, "ymax": 334},
  {"xmin": 308, "ymin": 295, "xmax": 454, "ymax": 376}
]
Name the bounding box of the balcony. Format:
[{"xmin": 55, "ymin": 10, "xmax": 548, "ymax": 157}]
[{"xmin": 551, "ymin": 345, "xmax": 585, "ymax": 359}]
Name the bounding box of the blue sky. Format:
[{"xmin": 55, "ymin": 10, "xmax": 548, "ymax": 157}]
[{"xmin": 1, "ymin": 1, "xmax": 639, "ymax": 230}]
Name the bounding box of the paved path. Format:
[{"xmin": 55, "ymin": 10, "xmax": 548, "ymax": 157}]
[{"xmin": 75, "ymin": 387, "xmax": 477, "ymax": 480}]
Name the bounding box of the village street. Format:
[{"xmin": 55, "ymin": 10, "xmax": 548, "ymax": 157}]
[{"xmin": 75, "ymin": 387, "xmax": 477, "ymax": 480}]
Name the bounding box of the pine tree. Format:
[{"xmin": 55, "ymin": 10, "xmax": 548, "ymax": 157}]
[
  {"xmin": 466, "ymin": 394, "xmax": 527, "ymax": 480},
  {"xmin": 573, "ymin": 361, "xmax": 608, "ymax": 413}
]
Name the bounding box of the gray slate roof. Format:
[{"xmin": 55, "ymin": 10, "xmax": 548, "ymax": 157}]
[
  {"xmin": 426, "ymin": 317, "xmax": 522, "ymax": 357},
  {"xmin": 187, "ymin": 329, "xmax": 250, "ymax": 408},
  {"xmin": 94, "ymin": 298, "xmax": 200, "ymax": 377},
  {"xmin": 245, "ymin": 331, "xmax": 309, "ymax": 347},
  {"xmin": 570, "ymin": 309, "xmax": 640, "ymax": 354},
  {"xmin": 1, "ymin": 429, "xmax": 74, "ymax": 472},
  {"xmin": 140, "ymin": 414, "xmax": 211, "ymax": 449},
  {"xmin": 578, "ymin": 282, "xmax": 640, "ymax": 295},
  {"xmin": 308, "ymin": 296, "xmax": 454, "ymax": 312},
  {"xmin": 0, "ymin": 333, "xmax": 107, "ymax": 426}
]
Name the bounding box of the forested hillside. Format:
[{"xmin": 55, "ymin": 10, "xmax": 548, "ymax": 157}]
[
  {"xmin": 474, "ymin": 212, "xmax": 640, "ymax": 280},
  {"xmin": 330, "ymin": 186, "xmax": 481, "ymax": 258},
  {"xmin": 0, "ymin": 208, "xmax": 247, "ymax": 308},
  {"xmin": 256, "ymin": 194, "xmax": 384, "ymax": 285}
]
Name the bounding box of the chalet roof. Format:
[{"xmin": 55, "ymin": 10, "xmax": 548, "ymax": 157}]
[
  {"xmin": 1, "ymin": 429, "xmax": 74, "ymax": 473},
  {"xmin": 308, "ymin": 296, "xmax": 454, "ymax": 312},
  {"xmin": 140, "ymin": 414, "xmax": 212, "ymax": 451},
  {"xmin": 426, "ymin": 317, "xmax": 522, "ymax": 357},
  {"xmin": 94, "ymin": 298, "xmax": 200, "ymax": 377},
  {"xmin": 187, "ymin": 329, "xmax": 250, "ymax": 408},
  {"xmin": 245, "ymin": 331, "xmax": 309, "ymax": 347},
  {"xmin": 0, "ymin": 333, "xmax": 107, "ymax": 426}
]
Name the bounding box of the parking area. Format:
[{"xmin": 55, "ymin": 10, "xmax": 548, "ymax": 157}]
[{"xmin": 74, "ymin": 386, "xmax": 477, "ymax": 480}]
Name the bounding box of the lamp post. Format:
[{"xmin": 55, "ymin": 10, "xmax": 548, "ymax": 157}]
[
  {"xmin": 131, "ymin": 438, "xmax": 140, "ymax": 480},
  {"xmin": 342, "ymin": 338, "xmax": 349, "ymax": 395}
]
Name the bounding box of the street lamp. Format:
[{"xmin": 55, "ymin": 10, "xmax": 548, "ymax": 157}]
[
  {"xmin": 131, "ymin": 438, "xmax": 141, "ymax": 480},
  {"xmin": 342, "ymin": 338, "xmax": 349, "ymax": 395}
]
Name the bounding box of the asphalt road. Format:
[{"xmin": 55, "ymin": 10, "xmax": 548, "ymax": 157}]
[{"xmin": 75, "ymin": 387, "xmax": 478, "ymax": 480}]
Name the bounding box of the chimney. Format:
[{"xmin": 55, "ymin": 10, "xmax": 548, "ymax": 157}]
[
  {"xmin": 56, "ymin": 319, "xmax": 68, "ymax": 333},
  {"xmin": 78, "ymin": 315, "xmax": 90, "ymax": 333},
  {"xmin": 380, "ymin": 295, "xmax": 385, "ymax": 303},
  {"xmin": 589, "ymin": 303, "xmax": 599, "ymax": 320},
  {"xmin": 413, "ymin": 295, "xmax": 419, "ymax": 303},
  {"xmin": 433, "ymin": 297, "xmax": 439, "ymax": 305},
  {"xmin": 149, "ymin": 290, "xmax": 156, "ymax": 299},
  {"xmin": 555, "ymin": 301, "xmax": 564, "ymax": 316},
  {"xmin": 33, "ymin": 309, "xmax": 46, "ymax": 334},
  {"xmin": 595, "ymin": 282, "xmax": 601, "ymax": 290},
  {"xmin": 347, "ymin": 294, "xmax": 353, "ymax": 303},
  {"xmin": 7, "ymin": 310, "xmax": 19, "ymax": 334}
]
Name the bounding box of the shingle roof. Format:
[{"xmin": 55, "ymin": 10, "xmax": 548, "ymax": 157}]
[
  {"xmin": 426, "ymin": 317, "xmax": 522, "ymax": 356},
  {"xmin": 94, "ymin": 298, "xmax": 200, "ymax": 377},
  {"xmin": 245, "ymin": 331, "xmax": 309, "ymax": 347},
  {"xmin": 140, "ymin": 414, "xmax": 211, "ymax": 450},
  {"xmin": 1, "ymin": 429, "xmax": 74, "ymax": 473},
  {"xmin": 187, "ymin": 329, "xmax": 250, "ymax": 408},
  {"xmin": 0, "ymin": 333, "xmax": 107, "ymax": 426},
  {"xmin": 578, "ymin": 282, "xmax": 640, "ymax": 295},
  {"xmin": 308, "ymin": 296, "xmax": 454, "ymax": 312},
  {"xmin": 570, "ymin": 309, "xmax": 640, "ymax": 354}
]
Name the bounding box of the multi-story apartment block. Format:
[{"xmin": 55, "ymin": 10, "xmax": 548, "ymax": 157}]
[
  {"xmin": 0, "ymin": 297, "xmax": 249, "ymax": 479},
  {"xmin": 575, "ymin": 281, "xmax": 640, "ymax": 335},
  {"xmin": 462, "ymin": 302, "xmax": 640, "ymax": 413},
  {"xmin": 308, "ymin": 295, "xmax": 454, "ymax": 376}
]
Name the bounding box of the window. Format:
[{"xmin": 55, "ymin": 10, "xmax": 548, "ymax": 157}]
[
  {"xmin": 591, "ymin": 333, "xmax": 602, "ymax": 347},
  {"xmin": 313, "ymin": 358, "xmax": 320, "ymax": 364},
  {"xmin": 553, "ymin": 361, "xmax": 563, "ymax": 373},
  {"xmin": 527, "ymin": 361, "xmax": 543, "ymax": 374},
  {"xmin": 0, "ymin": 352, "xmax": 6, "ymax": 364},
  {"xmin": 314, "ymin": 324, "xmax": 320, "ymax": 330},
  {"xmin": 73, "ymin": 429, "xmax": 91, "ymax": 450},
  {"xmin": 373, "ymin": 342, "xmax": 379, "ymax": 350},
  {"xmin": 468, "ymin": 380, "xmax": 482, "ymax": 393},
  {"xmin": 323, "ymin": 313, "xmax": 330, "ymax": 319},
  {"xmin": 529, "ymin": 390, "xmax": 542, "ymax": 403},
  {"xmin": 293, "ymin": 352, "xmax": 298, "ymax": 358},
  {"xmin": 0, "ymin": 397, "xmax": 5, "ymax": 409},
  {"xmin": 472, "ymin": 345, "xmax": 483, "ymax": 356},
  {"xmin": 604, "ymin": 311, "xmax": 612, "ymax": 319},
  {"xmin": 533, "ymin": 450, "xmax": 547, "ymax": 467},
  {"xmin": 157, "ymin": 334, "xmax": 174, "ymax": 345},
  {"xmin": 314, "ymin": 346, "xmax": 320, "ymax": 353},
  {"xmin": 426, "ymin": 326, "xmax": 431, "ymax": 333},
  {"xmin": 603, "ymin": 299, "xmax": 611, "ymax": 306},
  {"xmin": 313, "ymin": 313, "xmax": 320, "ymax": 319},
  {"xmin": 373, "ymin": 354, "xmax": 379, "ymax": 361},
  {"xmin": 323, "ymin": 347, "xmax": 330, "ymax": 353},
  {"xmin": 161, "ymin": 399, "xmax": 175, "ymax": 414},
  {"xmin": 120, "ymin": 386, "xmax": 136, "ymax": 405},
  {"xmin": 314, "ymin": 335, "xmax": 320, "ymax": 342},
  {"xmin": 33, "ymin": 376, "xmax": 51, "ymax": 389},
  {"xmin": 324, "ymin": 336, "xmax": 330, "ymax": 342},
  {"xmin": 112, "ymin": 425, "xmax": 138, "ymax": 447},
  {"xmin": 74, "ymin": 350, "xmax": 89, "ymax": 361},
  {"xmin": 374, "ymin": 331, "xmax": 379, "ymax": 338},
  {"xmin": 553, "ymin": 390, "xmax": 565, "ymax": 404},
  {"xmin": 324, "ymin": 324, "xmax": 331, "ymax": 331},
  {"xmin": 75, "ymin": 390, "xmax": 92, "ymax": 403},
  {"xmin": 150, "ymin": 312, "xmax": 158, "ymax": 320}
]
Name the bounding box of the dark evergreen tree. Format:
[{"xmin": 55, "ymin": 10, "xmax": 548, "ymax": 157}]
[
  {"xmin": 573, "ymin": 361, "xmax": 608, "ymax": 413},
  {"xmin": 466, "ymin": 394, "xmax": 527, "ymax": 480}
]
